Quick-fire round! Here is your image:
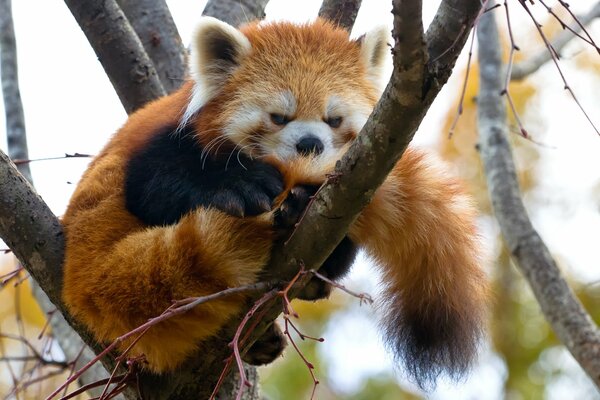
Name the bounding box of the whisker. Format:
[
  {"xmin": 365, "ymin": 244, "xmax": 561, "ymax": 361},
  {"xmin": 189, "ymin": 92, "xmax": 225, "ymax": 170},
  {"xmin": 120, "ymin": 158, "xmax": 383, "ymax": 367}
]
[{"xmin": 236, "ymin": 143, "xmax": 258, "ymax": 170}]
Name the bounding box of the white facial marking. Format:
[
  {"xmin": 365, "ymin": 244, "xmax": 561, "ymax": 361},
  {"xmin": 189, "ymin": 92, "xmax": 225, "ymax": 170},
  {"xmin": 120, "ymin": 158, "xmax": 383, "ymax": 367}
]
[
  {"xmin": 224, "ymin": 104, "xmax": 263, "ymax": 145},
  {"xmin": 273, "ymin": 120, "xmax": 335, "ymax": 160}
]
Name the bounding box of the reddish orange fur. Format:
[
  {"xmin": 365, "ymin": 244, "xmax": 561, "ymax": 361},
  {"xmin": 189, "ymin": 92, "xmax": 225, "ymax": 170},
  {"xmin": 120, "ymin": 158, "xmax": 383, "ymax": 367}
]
[
  {"xmin": 62, "ymin": 83, "xmax": 277, "ymax": 371},
  {"xmin": 62, "ymin": 19, "xmax": 487, "ymax": 378}
]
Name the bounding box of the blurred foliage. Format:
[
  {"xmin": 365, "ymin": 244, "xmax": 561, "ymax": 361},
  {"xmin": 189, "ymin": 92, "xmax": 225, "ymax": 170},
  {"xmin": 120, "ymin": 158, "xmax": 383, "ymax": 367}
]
[{"xmin": 0, "ymin": 257, "xmax": 84, "ymax": 399}]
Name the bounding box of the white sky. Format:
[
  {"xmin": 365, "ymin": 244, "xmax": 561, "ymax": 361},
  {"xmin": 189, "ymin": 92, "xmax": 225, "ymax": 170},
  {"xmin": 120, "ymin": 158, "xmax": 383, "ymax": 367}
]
[{"xmin": 1, "ymin": 1, "xmax": 600, "ymax": 399}]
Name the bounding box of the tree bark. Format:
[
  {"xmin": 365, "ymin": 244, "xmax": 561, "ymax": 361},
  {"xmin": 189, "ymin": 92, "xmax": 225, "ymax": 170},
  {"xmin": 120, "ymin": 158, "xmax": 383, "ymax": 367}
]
[
  {"xmin": 63, "ymin": 0, "xmax": 166, "ymax": 114},
  {"xmin": 0, "ymin": 1, "xmax": 484, "ymax": 398},
  {"xmin": 476, "ymin": 4, "xmax": 600, "ymax": 389},
  {"xmin": 202, "ymin": 0, "xmax": 269, "ymax": 26},
  {"xmin": 133, "ymin": 0, "xmax": 484, "ymax": 397},
  {"xmin": 318, "ymin": 0, "xmax": 362, "ymax": 31},
  {"xmin": 117, "ymin": 0, "xmax": 187, "ymax": 94},
  {"xmin": 1, "ymin": 1, "xmax": 111, "ymax": 394},
  {"xmin": 0, "ymin": 0, "xmax": 31, "ymax": 183}
]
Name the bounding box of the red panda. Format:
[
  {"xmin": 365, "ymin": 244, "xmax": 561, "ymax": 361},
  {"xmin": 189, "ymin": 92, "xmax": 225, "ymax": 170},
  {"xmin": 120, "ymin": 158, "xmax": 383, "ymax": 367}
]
[{"xmin": 62, "ymin": 17, "xmax": 487, "ymax": 386}]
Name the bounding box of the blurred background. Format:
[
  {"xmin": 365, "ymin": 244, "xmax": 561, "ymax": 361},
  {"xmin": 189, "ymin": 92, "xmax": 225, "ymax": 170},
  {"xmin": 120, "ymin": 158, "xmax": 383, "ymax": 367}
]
[{"xmin": 1, "ymin": 0, "xmax": 600, "ymax": 398}]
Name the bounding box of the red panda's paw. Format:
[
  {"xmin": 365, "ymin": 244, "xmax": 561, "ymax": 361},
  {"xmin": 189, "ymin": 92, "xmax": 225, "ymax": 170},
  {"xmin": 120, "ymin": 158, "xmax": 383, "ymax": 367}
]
[
  {"xmin": 243, "ymin": 323, "xmax": 287, "ymax": 365},
  {"xmin": 212, "ymin": 161, "xmax": 285, "ymax": 218},
  {"xmin": 274, "ymin": 185, "xmax": 319, "ymax": 229}
]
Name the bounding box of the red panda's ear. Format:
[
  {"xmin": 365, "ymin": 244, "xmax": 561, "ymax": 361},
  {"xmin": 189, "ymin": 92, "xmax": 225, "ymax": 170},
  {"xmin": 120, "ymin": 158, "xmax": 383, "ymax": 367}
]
[
  {"xmin": 355, "ymin": 26, "xmax": 391, "ymax": 90},
  {"xmin": 182, "ymin": 17, "xmax": 251, "ymax": 124}
]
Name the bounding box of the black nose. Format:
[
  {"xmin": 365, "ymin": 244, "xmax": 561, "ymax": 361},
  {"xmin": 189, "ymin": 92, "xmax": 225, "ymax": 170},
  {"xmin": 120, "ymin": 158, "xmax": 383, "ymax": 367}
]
[{"xmin": 296, "ymin": 136, "xmax": 324, "ymax": 156}]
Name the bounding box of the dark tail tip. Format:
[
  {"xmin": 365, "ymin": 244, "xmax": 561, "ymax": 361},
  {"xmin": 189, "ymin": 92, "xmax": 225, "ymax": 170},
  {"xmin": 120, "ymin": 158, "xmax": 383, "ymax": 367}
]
[{"xmin": 382, "ymin": 294, "xmax": 485, "ymax": 390}]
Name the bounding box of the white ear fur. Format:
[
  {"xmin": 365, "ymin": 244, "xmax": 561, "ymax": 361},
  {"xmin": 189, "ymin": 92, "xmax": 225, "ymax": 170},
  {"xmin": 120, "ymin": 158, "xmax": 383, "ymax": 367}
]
[
  {"xmin": 357, "ymin": 25, "xmax": 391, "ymax": 89},
  {"xmin": 181, "ymin": 17, "xmax": 251, "ymax": 126}
]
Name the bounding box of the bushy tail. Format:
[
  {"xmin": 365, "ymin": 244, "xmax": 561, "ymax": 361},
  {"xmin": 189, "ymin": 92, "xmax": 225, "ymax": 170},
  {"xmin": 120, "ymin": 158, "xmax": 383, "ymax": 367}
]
[{"xmin": 349, "ymin": 148, "xmax": 488, "ymax": 387}]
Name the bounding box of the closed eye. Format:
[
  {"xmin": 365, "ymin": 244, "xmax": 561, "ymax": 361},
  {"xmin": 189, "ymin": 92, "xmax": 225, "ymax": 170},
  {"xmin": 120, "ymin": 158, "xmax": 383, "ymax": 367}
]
[
  {"xmin": 325, "ymin": 116, "xmax": 343, "ymax": 128},
  {"xmin": 270, "ymin": 113, "xmax": 292, "ymax": 126}
]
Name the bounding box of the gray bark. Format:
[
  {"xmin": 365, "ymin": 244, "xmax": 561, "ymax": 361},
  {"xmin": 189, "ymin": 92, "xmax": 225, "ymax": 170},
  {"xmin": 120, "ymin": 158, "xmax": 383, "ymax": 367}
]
[
  {"xmin": 0, "ymin": 0, "xmax": 484, "ymax": 398},
  {"xmin": 0, "ymin": 0, "xmax": 31, "ymax": 183},
  {"xmin": 117, "ymin": 0, "xmax": 187, "ymax": 94},
  {"xmin": 133, "ymin": 0, "xmax": 484, "ymax": 397},
  {"xmin": 202, "ymin": 0, "xmax": 269, "ymax": 26},
  {"xmin": 477, "ymin": 4, "xmax": 600, "ymax": 389},
  {"xmin": 63, "ymin": 0, "xmax": 166, "ymax": 114},
  {"xmin": 0, "ymin": 0, "xmax": 110, "ymax": 394},
  {"xmin": 318, "ymin": 0, "xmax": 362, "ymax": 31}
]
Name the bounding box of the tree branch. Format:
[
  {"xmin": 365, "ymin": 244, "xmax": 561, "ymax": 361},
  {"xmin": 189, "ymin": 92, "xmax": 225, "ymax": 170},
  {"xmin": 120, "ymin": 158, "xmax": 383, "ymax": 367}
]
[
  {"xmin": 0, "ymin": 1, "xmax": 484, "ymax": 397},
  {"xmin": 133, "ymin": 1, "xmax": 486, "ymax": 397},
  {"xmin": 318, "ymin": 0, "xmax": 362, "ymax": 31},
  {"xmin": 116, "ymin": 0, "xmax": 187, "ymax": 94},
  {"xmin": 426, "ymin": 0, "xmax": 482, "ymax": 85},
  {"xmin": 263, "ymin": 0, "xmax": 427, "ymax": 281},
  {"xmin": 1, "ymin": 1, "xmax": 112, "ymax": 394},
  {"xmin": 63, "ymin": 0, "xmax": 166, "ymax": 114},
  {"xmin": 511, "ymin": 1, "xmax": 600, "ymax": 80},
  {"xmin": 0, "ymin": 0, "xmax": 31, "ymax": 183},
  {"xmin": 202, "ymin": 0, "xmax": 269, "ymax": 27},
  {"xmin": 0, "ymin": 149, "xmax": 112, "ymax": 398},
  {"xmin": 0, "ymin": 151, "xmax": 64, "ymax": 305},
  {"xmin": 476, "ymin": 4, "xmax": 600, "ymax": 389}
]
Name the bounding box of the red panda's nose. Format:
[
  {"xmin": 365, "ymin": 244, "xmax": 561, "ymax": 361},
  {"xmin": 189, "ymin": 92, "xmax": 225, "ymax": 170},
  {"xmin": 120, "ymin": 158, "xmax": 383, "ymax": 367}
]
[{"xmin": 296, "ymin": 136, "xmax": 324, "ymax": 156}]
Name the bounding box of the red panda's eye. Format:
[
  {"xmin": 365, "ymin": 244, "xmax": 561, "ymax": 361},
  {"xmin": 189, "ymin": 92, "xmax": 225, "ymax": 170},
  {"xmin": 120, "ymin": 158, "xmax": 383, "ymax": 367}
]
[
  {"xmin": 326, "ymin": 116, "xmax": 343, "ymax": 128},
  {"xmin": 270, "ymin": 113, "xmax": 290, "ymax": 126}
]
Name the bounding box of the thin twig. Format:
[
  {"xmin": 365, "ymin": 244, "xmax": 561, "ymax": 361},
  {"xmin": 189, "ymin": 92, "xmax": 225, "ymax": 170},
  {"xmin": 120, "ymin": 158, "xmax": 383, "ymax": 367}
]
[
  {"xmin": 307, "ymin": 269, "xmax": 373, "ymax": 305},
  {"xmin": 512, "ymin": 1, "xmax": 600, "ymax": 80},
  {"xmin": 448, "ymin": 1, "xmax": 490, "ymax": 138},
  {"xmin": 12, "ymin": 153, "xmax": 93, "ymax": 165},
  {"xmin": 516, "ymin": 0, "xmax": 599, "ymax": 135},
  {"xmin": 502, "ymin": 0, "xmax": 529, "ymax": 138},
  {"xmin": 46, "ymin": 282, "xmax": 273, "ymax": 400}
]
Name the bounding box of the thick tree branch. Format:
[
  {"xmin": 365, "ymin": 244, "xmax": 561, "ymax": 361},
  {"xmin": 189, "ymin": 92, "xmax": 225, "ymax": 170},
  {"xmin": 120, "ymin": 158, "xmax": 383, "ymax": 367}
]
[
  {"xmin": 1, "ymin": 1, "xmax": 111, "ymax": 395},
  {"xmin": 202, "ymin": 0, "xmax": 269, "ymax": 27},
  {"xmin": 0, "ymin": 131, "xmax": 63, "ymax": 307},
  {"xmin": 0, "ymin": 1, "xmax": 484, "ymax": 397},
  {"xmin": 0, "ymin": 151, "xmax": 113, "ymax": 396},
  {"xmin": 0, "ymin": 0, "xmax": 31, "ymax": 183},
  {"xmin": 477, "ymin": 5, "xmax": 600, "ymax": 389},
  {"xmin": 63, "ymin": 0, "xmax": 166, "ymax": 114},
  {"xmin": 134, "ymin": 1, "xmax": 486, "ymax": 398},
  {"xmin": 116, "ymin": 0, "xmax": 187, "ymax": 94},
  {"xmin": 263, "ymin": 1, "xmax": 427, "ymax": 280},
  {"xmin": 426, "ymin": 0, "xmax": 481, "ymax": 86},
  {"xmin": 318, "ymin": 0, "xmax": 362, "ymax": 31}
]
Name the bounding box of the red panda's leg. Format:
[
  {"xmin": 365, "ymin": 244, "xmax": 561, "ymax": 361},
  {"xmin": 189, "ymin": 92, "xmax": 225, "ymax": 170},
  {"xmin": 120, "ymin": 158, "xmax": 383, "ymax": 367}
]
[
  {"xmin": 63, "ymin": 205, "xmax": 274, "ymax": 373},
  {"xmin": 348, "ymin": 148, "xmax": 488, "ymax": 385}
]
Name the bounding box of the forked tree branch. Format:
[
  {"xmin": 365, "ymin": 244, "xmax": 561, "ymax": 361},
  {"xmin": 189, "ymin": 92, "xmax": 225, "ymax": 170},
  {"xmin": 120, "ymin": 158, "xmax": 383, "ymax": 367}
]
[
  {"xmin": 133, "ymin": 0, "xmax": 484, "ymax": 398},
  {"xmin": 63, "ymin": 0, "xmax": 166, "ymax": 114},
  {"xmin": 511, "ymin": 1, "xmax": 600, "ymax": 80},
  {"xmin": 0, "ymin": 1, "xmax": 483, "ymax": 398},
  {"xmin": 476, "ymin": 4, "xmax": 600, "ymax": 389},
  {"xmin": 117, "ymin": 0, "xmax": 187, "ymax": 94},
  {"xmin": 318, "ymin": 0, "xmax": 362, "ymax": 31}
]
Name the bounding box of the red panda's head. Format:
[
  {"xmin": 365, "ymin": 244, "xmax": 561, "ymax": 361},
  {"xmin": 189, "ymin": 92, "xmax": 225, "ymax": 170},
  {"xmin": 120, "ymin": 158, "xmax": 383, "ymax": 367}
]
[{"xmin": 182, "ymin": 17, "xmax": 390, "ymax": 179}]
